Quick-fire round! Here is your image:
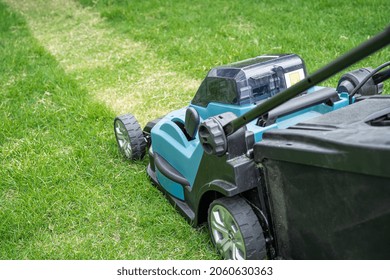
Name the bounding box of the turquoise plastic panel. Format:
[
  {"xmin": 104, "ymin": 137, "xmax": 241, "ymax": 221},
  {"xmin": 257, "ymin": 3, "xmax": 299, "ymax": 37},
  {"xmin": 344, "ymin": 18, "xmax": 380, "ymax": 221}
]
[
  {"xmin": 156, "ymin": 169, "xmax": 185, "ymax": 200},
  {"xmin": 151, "ymin": 108, "xmax": 204, "ymax": 198},
  {"xmin": 151, "ymin": 86, "xmax": 352, "ymax": 196}
]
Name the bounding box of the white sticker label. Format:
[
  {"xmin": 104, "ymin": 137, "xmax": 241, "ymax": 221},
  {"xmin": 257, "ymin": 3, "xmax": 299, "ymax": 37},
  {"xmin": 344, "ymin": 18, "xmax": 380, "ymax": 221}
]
[{"xmin": 284, "ymin": 68, "xmax": 305, "ymax": 88}]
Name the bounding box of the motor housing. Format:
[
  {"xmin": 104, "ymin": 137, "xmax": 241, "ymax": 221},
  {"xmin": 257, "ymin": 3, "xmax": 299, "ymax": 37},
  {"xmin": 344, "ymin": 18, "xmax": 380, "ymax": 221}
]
[{"xmin": 337, "ymin": 68, "xmax": 383, "ymax": 96}]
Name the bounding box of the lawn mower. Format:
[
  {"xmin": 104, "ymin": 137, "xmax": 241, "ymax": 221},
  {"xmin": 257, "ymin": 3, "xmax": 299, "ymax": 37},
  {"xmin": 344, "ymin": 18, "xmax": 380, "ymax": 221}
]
[{"xmin": 114, "ymin": 26, "xmax": 390, "ymax": 259}]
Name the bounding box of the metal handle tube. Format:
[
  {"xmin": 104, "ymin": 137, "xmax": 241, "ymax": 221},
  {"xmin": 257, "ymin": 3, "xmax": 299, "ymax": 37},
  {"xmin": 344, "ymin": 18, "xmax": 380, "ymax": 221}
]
[{"xmin": 224, "ymin": 25, "xmax": 390, "ymax": 135}]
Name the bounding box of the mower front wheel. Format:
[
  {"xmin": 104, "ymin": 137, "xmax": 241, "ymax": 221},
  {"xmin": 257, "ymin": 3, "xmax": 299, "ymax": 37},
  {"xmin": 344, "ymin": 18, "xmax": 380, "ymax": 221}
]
[
  {"xmin": 208, "ymin": 196, "xmax": 266, "ymax": 260},
  {"xmin": 114, "ymin": 114, "xmax": 146, "ymax": 160}
]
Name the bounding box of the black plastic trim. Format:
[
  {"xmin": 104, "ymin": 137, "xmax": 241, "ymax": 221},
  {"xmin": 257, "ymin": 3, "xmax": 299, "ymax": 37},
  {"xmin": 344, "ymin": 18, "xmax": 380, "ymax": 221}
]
[
  {"xmin": 154, "ymin": 153, "xmax": 190, "ymax": 186},
  {"xmin": 263, "ymin": 87, "xmax": 340, "ymax": 125},
  {"xmin": 143, "ymin": 117, "xmax": 162, "ymax": 134}
]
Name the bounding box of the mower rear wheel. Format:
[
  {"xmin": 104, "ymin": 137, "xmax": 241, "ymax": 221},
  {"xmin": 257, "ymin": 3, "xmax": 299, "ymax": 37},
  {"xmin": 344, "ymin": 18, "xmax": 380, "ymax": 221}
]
[
  {"xmin": 208, "ymin": 196, "xmax": 266, "ymax": 260},
  {"xmin": 114, "ymin": 114, "xmax": 146, "ymax": 160}
]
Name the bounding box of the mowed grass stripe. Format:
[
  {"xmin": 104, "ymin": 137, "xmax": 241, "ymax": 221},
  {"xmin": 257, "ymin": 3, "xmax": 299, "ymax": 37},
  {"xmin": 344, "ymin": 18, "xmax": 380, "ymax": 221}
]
[
  {"xmin": 4, "ymin": 0, "xmax": 200, "ymax": 126},
  {"xmin": 0, "ymin": 1, "xmax": 217, "ymax": 259},
  {"xmin": 78, "ymin": 0, "xmax": 389, "ymax": 84}
]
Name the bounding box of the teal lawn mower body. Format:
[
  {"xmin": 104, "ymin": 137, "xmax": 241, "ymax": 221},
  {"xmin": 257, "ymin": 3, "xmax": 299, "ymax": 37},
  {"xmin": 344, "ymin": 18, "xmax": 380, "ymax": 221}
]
[{"xmin": 114, "ymin": 27, "xmax": 390, "ymax": 259}]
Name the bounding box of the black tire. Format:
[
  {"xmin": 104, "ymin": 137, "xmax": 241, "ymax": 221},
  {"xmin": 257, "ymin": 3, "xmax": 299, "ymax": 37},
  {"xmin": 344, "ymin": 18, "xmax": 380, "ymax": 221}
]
[
  {"xmin": 208, "ymin": 196, "xmax": 267, "ymax": 260},
  {"xmin": 114, "ymin": 114, "xmax": 146, "ymax": 160}
]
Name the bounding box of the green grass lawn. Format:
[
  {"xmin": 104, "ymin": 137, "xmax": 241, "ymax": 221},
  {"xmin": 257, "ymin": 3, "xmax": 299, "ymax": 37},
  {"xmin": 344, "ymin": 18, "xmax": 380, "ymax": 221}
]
[
  {"xmin": 77, "ymin": 0, "xmax": 389, "ymax": 81},
  {"xmin": 1, "ymin": 0, "xmax": 389, "ymax": 259},
  {"xmin": 0, "ymin": 0, "xmax": 217, "ymax": 259}
]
